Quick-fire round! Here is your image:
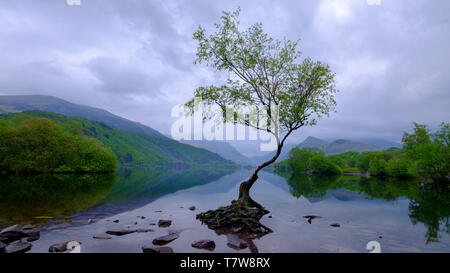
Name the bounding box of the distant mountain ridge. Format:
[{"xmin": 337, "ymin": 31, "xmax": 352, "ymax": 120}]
[
  {"xmin": 0, "ymin": 95, "xmax": 164, "ymax": 138},
  {"xmin": 180, "ymin": 140, "xmax": 252, "ymax": 166}
]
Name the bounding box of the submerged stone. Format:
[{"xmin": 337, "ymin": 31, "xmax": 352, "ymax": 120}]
[
  {"xmin": 158, "ymin": 219, "xmax": 172, "ymax": 228},
  {"xmin": 152, "ymin": 233, "xmax": 179, "ymax": 246},
  {"xmin": 142, "ymin": 246, "xmax": 174, "ymax": 253},
  {"xmin": 5, "ymin": 241, "xmax": 32, "ymax": 253},
  {"xmin": 191, "ymin": 240, "xmax": 216, "ymax": 251}
]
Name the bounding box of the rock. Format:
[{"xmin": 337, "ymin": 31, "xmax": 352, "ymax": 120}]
[
  {"xmin": 88, "ymin": 219, "xmax": 94, "ymax": 223},
  {"xmin": 142, "ymin": 246, "xmax": 174, "ymax": 253},
  {"xmin": 158, "ymin": 219, "xmax": 172, "ymax": 228},
  {"xmin": 192, "ymin": 240, "xmax": 216, "ymax": 251},
  {"xmin": 136, "ymin": 228, "xmax": 154, "ymax": 233},
  {"xmin": 113, "ymin": 220, "xmax": 119, "ymax": 223},
  {"xmin": 93, "ymin": 234, "xmax": 112, "ymax": 239},
  {"xmin": 189, "ymin": 206, "xmax": 196, "ymax": 211},
  {"xmin": 105, "ymin": 230, "xmax": 136, "ymax": 236},
  {"xmin": 268, "ymin": 215, "xmax": 272, "ymax": 218},
  {"xmin": 49, "ymin": 242, "xmax": 69, "ymax": 252},
  {"xmin": 25, "ymin": 230, "xmax": 40, "ymax": 242},
  {"xmin": 303, "ymin": 215, "xmax": 322, "ymax": 224},
  {"xmin": 378, "ymin": 235, "xmax": 383, "ymax": 239},
  {"xmin": 0, "ymin": 224, "xmax": 40, "ymax": 244},
  {"xmin": 154, "ymin": 210, "xmax": 162, "ymax": 213},
  {"xmin": 49, "ymin": 241, "xmax": 81, "ymax": 252},
  {"xmin": 152, "ymin": 233, "xmax": 179, "ymax": 246},
  {"xmin": 141, "ymin": 216, "xmax": 146, "ymax": 219},
  {"xmin": 5, "ymin": 241, "xmax": 32, "ymax": 253},
  {"xmin": 330, "ymin": 223, "xmax": 340, "ymax": 227},
  {"xmin": 226, "ymin": 234, "xmax": 248, "ymax": 250},
  {"xmin": 0, "ymin": 224, "xmax": 25, "ymax": 243}
]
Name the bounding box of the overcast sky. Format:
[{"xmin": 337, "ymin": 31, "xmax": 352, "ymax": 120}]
[{"xmin": 0, "ymin": 0, "xmax": 449, "ymax": 145}]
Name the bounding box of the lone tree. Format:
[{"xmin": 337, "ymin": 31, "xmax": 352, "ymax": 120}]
[{"xmin": 186, "ymin": 8, "xmax": 338, "ymax": 215}]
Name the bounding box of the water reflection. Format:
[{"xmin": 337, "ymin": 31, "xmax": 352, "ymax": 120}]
[
  {"xmin": 281, "ymin": 172, "xmax": 450, "ymax": 243},
  {"xmin": 0, "ymin": 166, "xmax": 234, "ymax": 229},
  {"xmin": 0, "ymin": 173, "xmax": 115, "ymax": 227}
]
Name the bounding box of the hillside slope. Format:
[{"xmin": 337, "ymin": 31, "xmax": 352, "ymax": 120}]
[
  {"xmin": 0, "ymin": 95, "xmax": 164, "ymax": 138},
  {"xmin": 0, "ymin": 111, "xmax": 237, "ymax": 169}
]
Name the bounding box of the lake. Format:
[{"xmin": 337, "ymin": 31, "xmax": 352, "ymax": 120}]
[{"xmin": 0, "ymin": 167, "xmax": 449, "ymax": 253}]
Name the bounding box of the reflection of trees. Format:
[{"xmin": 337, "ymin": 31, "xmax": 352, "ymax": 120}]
[
  {"xmin": 408, "ymin": 183, "xmax": 450, "ymax": 243},
  {"xmin": 281, "ymin": 172, "xmax": 450, "ymax": 243},
  {"xmin": 0, "ymin": 173, "xmax": 116, "ymax": 227},
  {"xmin": 356, "ymin": 177, "xmax": 419, "ymax": 201},
  {"xmin": 286, "ymin": 174, "xmax": 342, "ymax": 198}
]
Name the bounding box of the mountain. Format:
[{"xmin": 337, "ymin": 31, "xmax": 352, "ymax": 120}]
[
  {"xmin": 298, "ymin": 136, "xmax": 330, "ymax": 150},
  {"xmin": 0, "ymin": 110, "xmax": 237, "ymax": 169},
  {"xmin": 357, "ymin": 138, "xmax": 402, "ymax": 149},
  {"xmin": 0, "ymin": 95, "xmax": 164, "ymax": 138},
  {"xmin": 324, "ymin": 139, "xmax": 384, "ymax": 155},
  {"xmin": 180, "ymin": 140, "xmax": 251, "ymax": 166},
  {"xmin": 249, "ymin": 136, "xmax": 385, "ymax": 165}
]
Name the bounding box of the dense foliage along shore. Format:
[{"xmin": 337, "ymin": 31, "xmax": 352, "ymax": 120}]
[
  {"xmin": 275, "ymin": 122, "xmax": 449, "ymax": 183},
  {"xmin": 0, "ymin": 112, "xmax": 117, "ymax": 173}
]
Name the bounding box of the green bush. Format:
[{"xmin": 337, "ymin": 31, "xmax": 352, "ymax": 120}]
[
  {"xmin": 386, "ymin": 157, "xmax": 417, "ymax": 178},
  {"xmin": 0, "ymin": 115, "xmax": 117, "ymax": 173},
  {"xmin": 310, "ymin": 154, "xmax": 342, "ymax": 175},
  {"xmin": 368, "ymin": 158, "xmax": 388, "ymax": 176}
]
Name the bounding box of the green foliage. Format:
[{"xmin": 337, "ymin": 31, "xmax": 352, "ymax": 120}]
[
  {"xmin": 185, "ymin": 7, "xmax": 338, "ymax": 169},
  {"xmin": 386, "ymin": 157, "xmax": 417, "ymax": 178},
  {"xmin": 0, "ymin": 114, "xmax": 117, "ymax": 173},
  {"xmin": 287, "ymin": 147, "xmax": 316, "ymax": 172},
  {"xmin": 368, "ymin": 158, "xmax": 388, "ymax": 176},
  {"xmin": 402, "ymin": 122, "xmax": 449, "ymax": 183},
  {"xmin": 310, "ymin": 154, "xmax": 342, "ymax": 175}
]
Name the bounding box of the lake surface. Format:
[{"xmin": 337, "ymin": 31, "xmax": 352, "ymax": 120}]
[{"xmin": 0, "ymin": 168, "xmax": 449, "ymax": 253}]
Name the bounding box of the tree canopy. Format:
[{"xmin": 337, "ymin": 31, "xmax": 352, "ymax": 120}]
[{"xmin": 186, "ymin": 8, "xmax": 338, "ymax": 147}]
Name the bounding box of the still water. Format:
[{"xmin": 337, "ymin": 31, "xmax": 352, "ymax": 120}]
[{"xmin": 0, "ymin": 168, "xmax": 449, "ymax": 253}]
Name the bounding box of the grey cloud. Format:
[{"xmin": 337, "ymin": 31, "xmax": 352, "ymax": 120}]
[{"xmin": 0, "ymin": 0, "xmax": 448, "ymax": 145}]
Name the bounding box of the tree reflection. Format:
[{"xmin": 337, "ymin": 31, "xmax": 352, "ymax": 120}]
[
  {"xmin": 0, "ymin": 173, "xmax": 116, "ymax": 227},
  {"xmin": 281, "ymin": 172, "xmax": 450, "ymax": 243}
]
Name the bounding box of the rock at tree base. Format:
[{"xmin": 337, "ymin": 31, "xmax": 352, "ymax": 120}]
[
  {"xmin": 196, "ymin": 202, "xmax": 272, "ymax": 235},
  {"xmin": 142, "ymin": 246, "xmax": 174, "ymax": 253},
  {"xmin": 4, "ymin": 241, "xmax": 32, "ymax": 253},
  {"xmin": 158, "ymin": 219, "xmax": 172, "ymax": 228},
  {"xmin": 152, "ymin": 233, "xmax": 179, "ymax": 246},
  {"xmin": 191, "ymin": 240, "xmax": 216, "ymax": 251}
]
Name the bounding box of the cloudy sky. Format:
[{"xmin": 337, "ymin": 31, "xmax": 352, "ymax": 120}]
[{"xmin": 0, "ymin": 0, "xmax": 449, "ymax": 146}]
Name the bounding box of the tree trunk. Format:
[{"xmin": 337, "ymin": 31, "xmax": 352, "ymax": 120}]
[{"xmin": 237, "ymin": 142, "xmax": 284, "ymax": 211}]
